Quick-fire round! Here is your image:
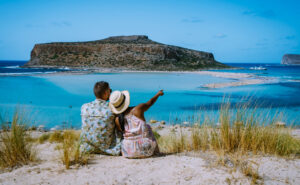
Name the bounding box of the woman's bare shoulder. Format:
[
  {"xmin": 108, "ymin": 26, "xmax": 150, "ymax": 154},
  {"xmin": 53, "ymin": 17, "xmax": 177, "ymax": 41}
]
[{"xmin": 131, "ymin": 104, "xmax": 145, "ymax": 117}]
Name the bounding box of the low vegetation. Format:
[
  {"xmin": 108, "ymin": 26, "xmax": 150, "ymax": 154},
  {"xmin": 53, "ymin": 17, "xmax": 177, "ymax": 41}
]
[
  {"xmin": 37, "ymin": 130, "xmax": 89, "ymax": 169},
  {"xmin": 0, "ymin": 108, "xmax": 89, "ymax": 170},
  {"xmin": 0, "ymin": 111, "xmax": 36, "ymax": 169},
  {"xmin": 157, "ymin": 100, "xmax": 300, "ymax": 183},
  {"xmin": 158, "ymin": 101, "xmax": 300, "ymax": 157},
  {"xmin": 60, "ymin": 130, "xmax": 89, "ymax": 169},
  {"xmin": 49, "ymin": 131, "xmax": 64, "ymax": 143},
  {"xmin": 38, "ymin": 133, "xmax": 50, "ymax": 144}
]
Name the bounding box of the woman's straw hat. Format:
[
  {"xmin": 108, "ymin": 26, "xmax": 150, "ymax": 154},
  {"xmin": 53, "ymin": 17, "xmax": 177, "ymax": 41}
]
[{"xmin": 109, "ymin": 90, "xmax": 130, "ymax": 114}]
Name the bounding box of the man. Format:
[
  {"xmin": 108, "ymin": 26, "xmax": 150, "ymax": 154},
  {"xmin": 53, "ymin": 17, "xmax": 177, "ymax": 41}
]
[{"xmin": 80, "ymin": 81, "xmax": 121, "ymax": 155}]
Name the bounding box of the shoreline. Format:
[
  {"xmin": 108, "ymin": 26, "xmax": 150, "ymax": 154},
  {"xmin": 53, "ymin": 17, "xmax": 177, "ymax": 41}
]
[{"xmin": 0, "ymin": 66, "xmax": 281, "ymax": 89}]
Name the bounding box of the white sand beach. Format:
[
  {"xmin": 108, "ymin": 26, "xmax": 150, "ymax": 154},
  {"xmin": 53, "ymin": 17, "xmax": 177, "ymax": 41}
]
[
  {"xmin": 196, "ymin": 71, "xmax": 278, "ymax": 88},
  {"xmin": 203, "ymin": 79, "xmax": 268, "ymax": 88},
  {"xmin": 1, "ymin": 128, "xmax": 300, "ymax": 185}
]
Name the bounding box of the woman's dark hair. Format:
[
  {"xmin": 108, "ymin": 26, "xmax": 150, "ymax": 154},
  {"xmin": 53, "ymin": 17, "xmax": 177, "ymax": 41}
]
[
  {"xmin": 117, "ymin": 106, "xmax": 135, "ymax": 132},
  {"xmin": 117, "ymin": 113, "xmax": 125, "ymax": 132},
  {"xmin": 94, "ymin": 81, "xmax": 109, "ymax": 98}
]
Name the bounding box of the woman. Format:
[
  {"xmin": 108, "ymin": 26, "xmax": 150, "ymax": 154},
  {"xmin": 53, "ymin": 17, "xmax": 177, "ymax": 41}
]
[{"xmin": 109, "ymin": 90, "xmax": 164, "ymax": 158}]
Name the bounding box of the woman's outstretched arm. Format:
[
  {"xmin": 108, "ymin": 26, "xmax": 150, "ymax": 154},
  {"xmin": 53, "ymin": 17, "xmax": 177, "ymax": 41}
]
[{"xmin": 133, "ymin": 90, "xmax": 164, "ymax": 119}]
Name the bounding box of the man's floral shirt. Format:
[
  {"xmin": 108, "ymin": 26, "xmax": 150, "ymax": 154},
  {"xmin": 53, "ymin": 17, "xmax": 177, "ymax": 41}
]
[{"xmin": 80, "ymin": 99, "xmax": 121, "ymax": 155}]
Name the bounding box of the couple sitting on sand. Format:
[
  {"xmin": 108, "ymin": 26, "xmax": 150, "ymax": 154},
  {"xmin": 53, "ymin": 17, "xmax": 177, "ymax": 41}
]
[{"xmin": 80, "ymin": 81, "xmax": 163, "ymax": 158}]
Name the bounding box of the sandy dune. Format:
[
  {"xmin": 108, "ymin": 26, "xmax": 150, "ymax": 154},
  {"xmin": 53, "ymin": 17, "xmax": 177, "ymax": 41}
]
[
  {"xmin": 0, "ymin": 142, "xmax": 249, "ymax": 185},
  {"xmin": 0, "ymin": 138, "xmax": 299, "ymax": 185}
]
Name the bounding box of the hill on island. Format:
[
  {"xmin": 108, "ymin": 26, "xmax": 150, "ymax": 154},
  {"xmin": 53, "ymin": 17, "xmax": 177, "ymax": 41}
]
[
  {"xmin": 281, "ymin": 54, "xmax": 300, "ymax": 65},
  {"xmin": 23, "ymin": 35, "xmax": 228, "ymax": 71}
]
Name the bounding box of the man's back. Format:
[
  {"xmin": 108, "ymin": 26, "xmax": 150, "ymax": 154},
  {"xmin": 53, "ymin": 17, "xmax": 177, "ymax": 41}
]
[{"xmin": 80, "ymin": 99, "xmax": 120, "ymax": 155}]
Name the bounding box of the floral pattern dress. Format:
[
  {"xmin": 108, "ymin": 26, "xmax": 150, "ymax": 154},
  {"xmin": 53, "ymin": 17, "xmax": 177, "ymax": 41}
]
[
  {"xmin": 80, "ymin": 99, "xmax": 121, "ymax": 155},
  {"xmin": 122, "ymin": 113, "xmax": 158, "ymax": 158}
]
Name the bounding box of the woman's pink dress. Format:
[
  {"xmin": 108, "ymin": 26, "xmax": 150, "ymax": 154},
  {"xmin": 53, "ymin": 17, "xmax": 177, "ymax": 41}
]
[{"xmin": 122, "ymin": 113, "xmax": 158, "ymax": 158}]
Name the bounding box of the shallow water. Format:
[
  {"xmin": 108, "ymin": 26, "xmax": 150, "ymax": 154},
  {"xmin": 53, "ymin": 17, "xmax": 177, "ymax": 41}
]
[{"xmin": 0, "ymin": 61, "xmax": 299, "ymax": 128}]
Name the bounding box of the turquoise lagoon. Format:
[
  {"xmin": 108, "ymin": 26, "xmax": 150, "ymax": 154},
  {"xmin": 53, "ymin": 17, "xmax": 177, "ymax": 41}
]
[{"xmin": 0, "ymin": 61, "xmax": 300, "ymax": 129}]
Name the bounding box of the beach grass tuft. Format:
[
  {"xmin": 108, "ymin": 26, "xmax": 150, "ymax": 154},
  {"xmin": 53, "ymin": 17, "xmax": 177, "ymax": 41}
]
[
  {"xmin": 157, "ymin": 127, "xmax": 192, "ymax": 154},
  {"xmin": 158, "ymin": 100, "xmax": 300, "ymax": 157},
  {"xmin": 152, "ymin": 130, "xmax": 161, "ymax": 140},
  {"xmin": 0, "ymin": 111, "xmax": 36, "ymax": 169},
  {"xmin": 49, "ymin": 131, "xmax": 64, "ymax": 143},
  {"xmin": 240, "ymin": 160, "xmax": 261, "ymax": 184},
  {"xmin": 55, "ymin": 130, "xmax": 89, "ymax": 169},
  {"xmin": 38, "ymin": 133, "xmax": 50, "ymax": 144}
]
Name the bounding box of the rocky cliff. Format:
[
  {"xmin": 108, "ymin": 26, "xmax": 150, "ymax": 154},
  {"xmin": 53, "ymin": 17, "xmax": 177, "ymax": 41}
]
[
  {"xmin": 281, "ymin": 54, "xmax": 300, "ymax": 65},
  {"xmin": 24, "ymin": 35, "xmax": 228, "ymax": 70}
]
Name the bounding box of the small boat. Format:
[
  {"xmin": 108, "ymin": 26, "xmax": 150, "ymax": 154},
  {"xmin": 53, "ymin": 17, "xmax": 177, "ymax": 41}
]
[{"xmin": 249, "ymin": 66, "xmax": 267, "ymax": 70}]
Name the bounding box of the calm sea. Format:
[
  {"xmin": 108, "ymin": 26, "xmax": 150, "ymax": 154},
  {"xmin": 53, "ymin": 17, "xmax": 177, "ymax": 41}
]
[{"xmin": 0, "ymin": 61, "xmax": 299, "ymax": 129}]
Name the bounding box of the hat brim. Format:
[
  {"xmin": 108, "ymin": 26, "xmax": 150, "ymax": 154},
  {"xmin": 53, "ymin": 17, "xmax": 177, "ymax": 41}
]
[{"xmin": 109, "ymin": 90, "xmax": 130, "ymax": 114}]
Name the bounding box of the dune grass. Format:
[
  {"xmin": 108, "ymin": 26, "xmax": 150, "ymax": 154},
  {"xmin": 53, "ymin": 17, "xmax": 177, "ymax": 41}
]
[
  {"xmin": 157, "ymin": 100, "xmax": 300, "ymax": 157},
  {"xmin": 50, "ymin": 130, "xmax": 89, "ymax": 169},
  {"xmin": 0, "ymin": 111, "xmax": 36, "ymax": 169},
  {"xmin": 157, "ymin": 100, "xmax": 299, "ymax": 183},
  {"xmin": 38, "ymin": 133, "xmax": 50, "ymax": 144},
  {"xmin": 0, "ymin": 109, "xmax": 88, "ymax": 170},
  {"xmin": 32, "ymin": 129, "xmax": 88, "ymax": 169},
  {"xmin": 49, "ymin": 131, "xmax": 64, "ymax": 143},
  {"xmin": 34, "ymin": 131, "xmax": 64, "ymax": 144}
]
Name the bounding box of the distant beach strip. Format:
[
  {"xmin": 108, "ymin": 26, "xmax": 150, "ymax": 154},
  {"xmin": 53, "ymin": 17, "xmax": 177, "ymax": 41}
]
[{"xmin": 197, "ymin": 71, "xmax": 279, "ymax": 88}]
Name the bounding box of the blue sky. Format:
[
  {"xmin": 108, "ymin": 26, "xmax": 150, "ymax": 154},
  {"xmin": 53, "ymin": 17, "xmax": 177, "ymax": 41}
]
[{"xmin": 0, "ymin": 0, "xmax": 299, "ymax": 63}]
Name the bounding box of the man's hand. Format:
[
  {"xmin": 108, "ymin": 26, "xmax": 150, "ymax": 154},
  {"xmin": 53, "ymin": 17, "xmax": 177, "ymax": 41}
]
[{"xmin": 157, "ymin": 90, "xmax": 164, "ymax": 96}]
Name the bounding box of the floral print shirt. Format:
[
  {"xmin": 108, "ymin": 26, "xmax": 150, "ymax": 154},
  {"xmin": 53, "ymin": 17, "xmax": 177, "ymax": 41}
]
[{"xmin": 80, "ymin": 99, "xmax": 121, "ymax": 155}]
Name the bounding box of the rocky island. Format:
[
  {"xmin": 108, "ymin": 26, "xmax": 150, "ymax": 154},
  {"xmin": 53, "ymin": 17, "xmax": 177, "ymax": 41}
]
[
  {"xmin": 23, "ymin": 35, "xmax": 228, "ymax": 71},
  {"xmin": 281, "ymin": 54, "xmax": 300, "ymax": 65}
]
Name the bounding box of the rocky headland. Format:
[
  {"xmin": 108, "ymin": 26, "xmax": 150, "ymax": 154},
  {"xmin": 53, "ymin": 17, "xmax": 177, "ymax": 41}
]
[
  {"xmin": 23, "ymin": 35, "xmax": 228, "ymax": 71},
  {"xmin": 281, "ymin": 54, "xmax": 300, "ymax": 65}
]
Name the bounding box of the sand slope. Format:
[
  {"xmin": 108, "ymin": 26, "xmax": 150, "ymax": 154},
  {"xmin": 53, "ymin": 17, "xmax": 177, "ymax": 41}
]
[{"xmin": 1, "ymin": 141, "xmax": 299, "ymax": 185}]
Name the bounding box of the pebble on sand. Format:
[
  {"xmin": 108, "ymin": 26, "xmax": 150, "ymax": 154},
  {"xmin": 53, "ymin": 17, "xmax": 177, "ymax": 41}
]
[
  {"xmin": 37, "ymin": 125, "xmax": 45, "ymax": 132},
  {"xmin": 150, "ymin": 120, "xmax": 158, "ymax": 124},
  {"xmin": 275, "ymin": 121, "xmax": 286, "ymax": 127}
]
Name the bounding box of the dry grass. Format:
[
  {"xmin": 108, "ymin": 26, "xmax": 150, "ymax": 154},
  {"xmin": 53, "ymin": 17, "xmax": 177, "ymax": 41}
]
[
  {"xmin": 240, "ymin": 161, "xmax": 261, "ymax": 184},
  {"xmin": 158, "ymin": 100, "xmax": 300, "ymax": 157},
  {"xmin": 38, "ymin": 133, "xmax": 50, "ymax": 144},
  {"xmin": 218, "ymin": 153, "xmax": 262, "ymax": 184},
  {"xmin": 157, "ymin": 127, "xmax": 192, "ymax": 154},
  {"xmin": 157, "ymin": 100, "xmax": 300, "ymax": 183},
  {"xmin": 49, "ymin": 131, "xmax": 64, "ymax": 143},
  {"xmin": 54, "ymin": 130, "xmax": 89, "ymax": 169},
  {"xmin": 0, "ymin": 111, "xmax": 36, "ymax": 169},
  {"xmin": 28, "ymin": 129, "xmax": 89, "ymax": 169}
]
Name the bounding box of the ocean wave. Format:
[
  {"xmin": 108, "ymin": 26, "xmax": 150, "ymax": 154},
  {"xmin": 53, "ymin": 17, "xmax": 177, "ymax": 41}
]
[
  {"xmin": 282, "ymin": 76, "xmax": 294, "ymax": 79},
  {"xmin": 0, "ymin": 71, "xmax": 57, "ymax": 76},
  {"xmin": 58, "ymin": 67, "xmax": 70, "ymax": 70},
  {"xmin": 1, "ymin": 65, "xmax": 20, "ymax": 69}
]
